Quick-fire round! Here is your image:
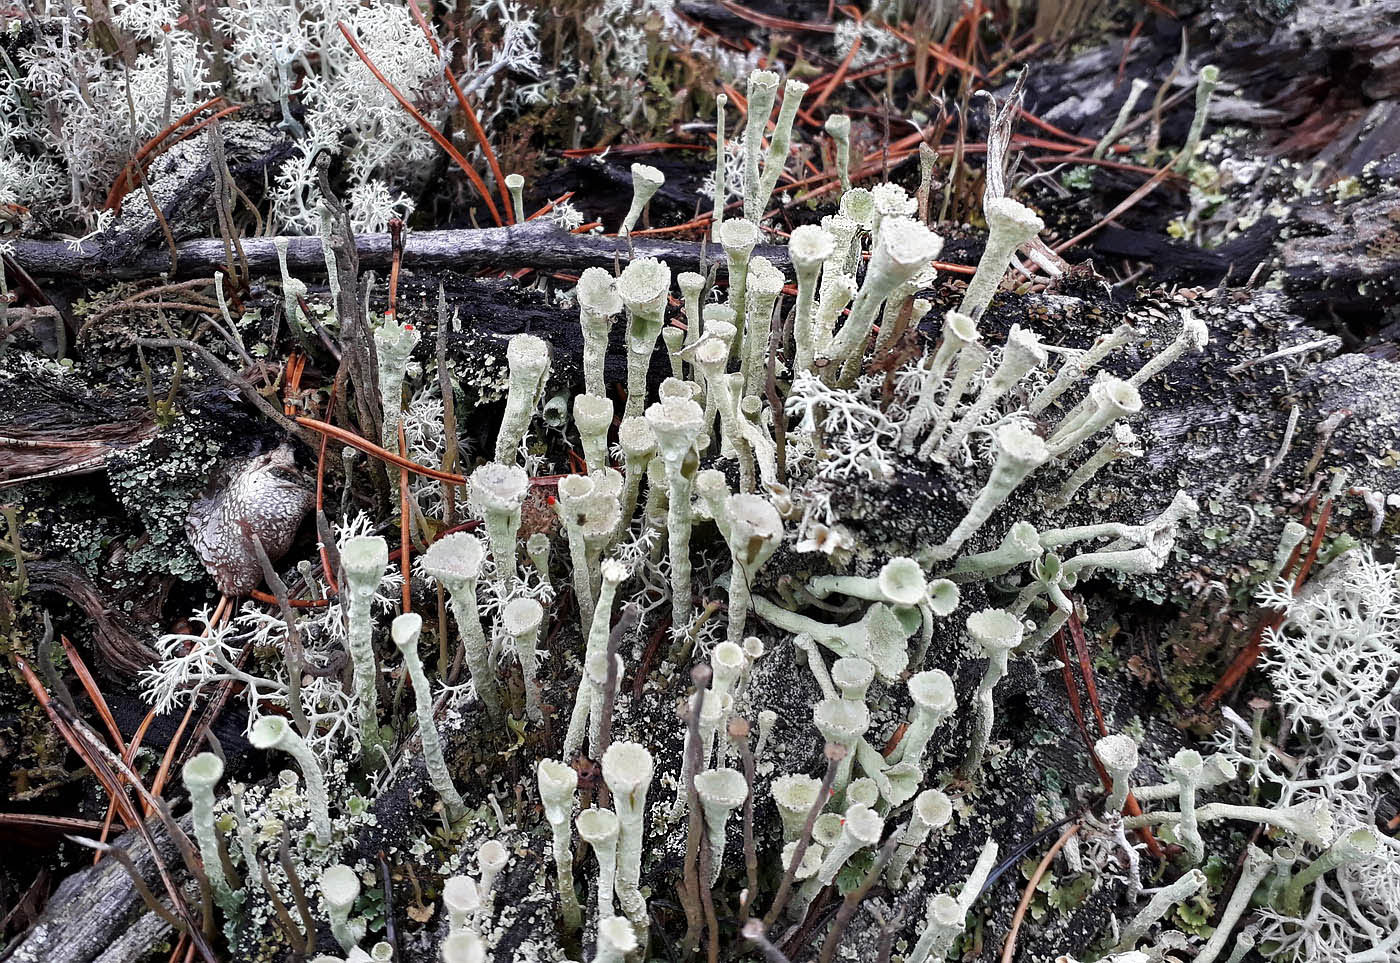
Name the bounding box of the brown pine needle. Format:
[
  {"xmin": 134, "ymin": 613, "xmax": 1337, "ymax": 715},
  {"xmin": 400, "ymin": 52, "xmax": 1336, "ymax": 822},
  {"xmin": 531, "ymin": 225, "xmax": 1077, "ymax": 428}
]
[{"xmin": 338, "ymin": 22, "xmax": 505, "ymax": 227}]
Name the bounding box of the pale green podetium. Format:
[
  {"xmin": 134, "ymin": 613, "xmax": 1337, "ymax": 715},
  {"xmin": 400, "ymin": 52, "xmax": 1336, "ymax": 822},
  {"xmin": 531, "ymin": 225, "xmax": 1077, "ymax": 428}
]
[
  {"xmin": 614, "ymin": 417, "xmax": 656, "ymax": 545},
  {"xmin": 181, "ymin": 752, "xmax": 234, "ymax": 905},
  {"xmin": 741, "ymin": 70, "xmax": 780, "ymax": 222},
  {"xmin": 320, "ymin": 864, "xmax": 364, "ymax": 953},
  {"xmin": 502, "ymin": 597, "xmax": 545, "ymax": 723},
  {"xmin": 711, "ymin": 93, "xmax": 728, "ymax": 238},
  {"xmin": 752, "ymin": 78, "xmax": 809, "ymax": 217},
  {"xmin": 575, "ymin": 806, "xmax": 621, "ymax": 918},
  {"xmin": 391, "ymin": 612, "xmax": 465, "ymax": 821},
  {"xmin": 505, "ymin": 172, "xmax": 526, "ymax": 223},
  {"xmin": 718, "ymin": 218, "xmax": 759, "ymax": 361},
  {"xmin": 694, "ymin": 768, "xmax": 748, "ymax": 884},
  {"xmin": 825, "ymin": 114, "xmax": 852, "ymax": 194},
  {"xmin": 537, "ymin": 760, "xmax": 582, "ymax": 934},
  {"xmin": 936, "ymin": 324, "xmax": 1047, "ymax": 461},
  {"xmin": 249, "ymin": 715, "xmax": 332, "ymax": 845},
  {"xmin": 575, "ymin": 267, "xmax": 623, "ymax": 399},
  {"xmin": 468, "ymin": 460, "xmax": 529, "ymax": 598},
  {"xmin": 373, "ymin": 316, "xmax": 421, "ymax": 451},
  {"xmin": 923, "ymin": 423, "xmax": 1049, "ymax": 564},
  {"xmin": 602, "ymin": 741, "xmax": 655, "ymax": 950},
  {"xmin": 740, "ymin": 255, "xmax": 786, "ymax": 397},
  {"xmin": 963, "ymin": 608, "xmax": 1024, "ymax": 775},
  {"xmin": 820, "ymin": 216, "xmax": 943, "ymax": 377},
  {"xmin": 1094, "ymin": 78, "xmax": 1150, "ymax": 160},
  {"xmin": 563, "ymin": 558, "xmax": 627, "ymax": 761},
  {"xmin": 422, "ymin": 532, "xmax": 504, "ymax": 724},
  {"xmin": 958, "ymin": 196, "xmax": 1044, "ymax": 320},
  {"xmin": 573, "ymin": 393, "xmax": 614, "ymax": 475},
  {"xmin": 495, "ymin": 334, "xmax": 551, "ymax": 463},
  {"xmin": 723, "ymin": 493, "xmax": 783, "ymax": 645},
  {"xmin": 619, "ymin": 163, "xmax": 664, "ymax": 237},
  {"xmin": 1175, "ymin": 65, "xmax": 1221, "ymax": 173},
  {"xmin": 788, "ymin": 224, "xmax": 836, "ymax": 377},
  {"xmin": 646, "ymin": 396, "xmax": 706, "ymax": 631},
  {"xmin": 618, "ymin": 256, "xmax": 673, "ymax": 419},
  {"xmin": 340, "ymin": 534, "xmax": 390, "ymax": 768}
]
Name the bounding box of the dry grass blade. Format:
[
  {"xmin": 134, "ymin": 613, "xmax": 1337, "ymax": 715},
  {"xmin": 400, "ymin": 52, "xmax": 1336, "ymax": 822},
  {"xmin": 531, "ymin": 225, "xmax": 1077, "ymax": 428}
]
[
  {"xmin": 299, "ymin": 416, "xmax": 468, "ymax": 484},
  {"xmin": 0, "ymin": 812, "xmax": 105, "ymax": 833},
  {"xmin": 66, "ymin": 834, "xmax": 187, "ymax": 931},
  {"xmin": 96, "ymin": 707, "xmax": 158, "ymax": 863},
  {"xmin": 405, "ymin": 0, "xmax": 513, "ymax": 222},
  {"xmin": 1054, "ymin": 160, "xmax": 1176, "ymax": 254},
  {"xmin": 58, "ymin": 634, "xmax": 124, "ymax": 750},
  {"xmin": 1002, "ymin": 822, "xmax": 1081, "ymax": 962},
  {"xmin": 12, "ymin": 657, "xmax": 217, "ymax": 962}
]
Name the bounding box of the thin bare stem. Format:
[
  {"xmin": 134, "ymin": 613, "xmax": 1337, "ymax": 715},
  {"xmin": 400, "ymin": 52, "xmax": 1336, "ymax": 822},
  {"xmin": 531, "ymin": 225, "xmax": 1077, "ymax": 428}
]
[
  {"xmin": 817, "ymin": 836, "xmax": 899, "ymax": 963},
  {"xmin": 763, "ymin": 742, "xmax": 843, "ymax": 927},
  {"xmin": 730, "ymin": 718, "xmax": 760, "ymax": 925},
  {"xmin": 680, "ymin": 665, "xmax": 712, "ymax": 956}
]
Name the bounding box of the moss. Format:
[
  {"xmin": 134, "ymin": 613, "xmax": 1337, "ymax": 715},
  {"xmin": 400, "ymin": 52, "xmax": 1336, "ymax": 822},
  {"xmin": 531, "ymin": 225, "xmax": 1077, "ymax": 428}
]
[{"xmin": 104, "ymin": 420, "xmax": 228, "ymax": 583}]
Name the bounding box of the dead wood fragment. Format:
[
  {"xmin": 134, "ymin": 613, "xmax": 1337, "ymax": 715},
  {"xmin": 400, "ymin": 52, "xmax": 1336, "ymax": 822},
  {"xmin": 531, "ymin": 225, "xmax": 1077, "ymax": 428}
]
[
  {"xmin": 8, "ymin": 219, "xmax": 786, "ymax": 282},
  {"xmin": 4, "ymin": 813, "xmax": 185, "ymax": 963},
  {"xmin": 24, "ymin": 561, "xmax": 159, "ymax": 677}
]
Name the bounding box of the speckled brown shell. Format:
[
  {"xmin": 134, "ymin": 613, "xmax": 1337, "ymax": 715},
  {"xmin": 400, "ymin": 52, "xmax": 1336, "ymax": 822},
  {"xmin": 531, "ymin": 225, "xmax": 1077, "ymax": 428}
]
[{"xmin": 185, "ymin": 445, "xmax": 315, "ymax": 596}]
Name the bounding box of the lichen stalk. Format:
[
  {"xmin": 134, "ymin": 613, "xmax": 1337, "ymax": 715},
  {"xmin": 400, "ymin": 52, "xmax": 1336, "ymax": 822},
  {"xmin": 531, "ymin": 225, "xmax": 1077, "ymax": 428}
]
[
  {"xmin": 918, "ymin": 341, "xmax": 989, "ymax": 459},
  {"xmin": 825, "ymin": 114, "xmax": 852, "ymax": 194},
  {"xmin": 563, "ymin": 559, "xmax": 626, "ymax": 760},
  {"xmin": 619, "ymin": 163, "xmax": 664, "ymax": 237},
  {"xmin": 741, "ymin": 71, "xmax": 780, "ymax": 222},
  {"xmin": 936, "ymin": 325, "xmax": 1046, "ymax": 460},
  {"xmin": 503, "ymin": 597, "xmax": 545, "ymax": 723},
  {"xmin": 181, "ymin": 753, "xmax": 232, "ymax": 904},
  {"xmin": 886, "ymin": 788, "xmax": 952, "ymax": 888},
  {"xmin": 1027, "ymin": 320, "xmax": 1136, "ymax": 415},
  {"xmin": 494, "ymin": 334, "xmax": 551, "ymax": 463},
  {"xmin": 619, "ymin": 257, "xmax": 672, "ymax": 419},
  {"xmin": 752, "ymin": 78, "xmax": 809, "ymax": 218},
  {"xmin": 341, "ymin": 535, "xmax": 391, "ymax": 767},
  {"xmin": 724, "ymin": 493, "xmax": 783, "ymax": 645},
  {"xmin": 391, "ymin": 613, "xmax": 465, "ymax": 821},
  {"xmin": 422, "ymin": 532, "xmax": 504, "ymax": 724},
  {"xmin": 646, "ymin": 397, "xmax": 705, "ymax": 630},
  {"xmin": 719, "ymin": 219, "xmax": 759, "ymax": 361},
  {"xmin": 249, "ymin": 716, "xmax": 332, "ymax": 846},
  {"xmin": 576, "ymin": 268, "xmax": 623, "ymax": 399},
  {"xmin": 923, "ymin": 424, "xmax": 1049, "ymax": 563},
  {"xmin": 602, "ymin": 742, "xmax": 655, "ymax": 949},
  {"xmin": 537, "ymin": 759, "xmax": 582, "ymax": 934},
  {"xmin": 1113, "ymin": 869, "xmax": 1207, "ymax": 951},
  {"xmin": 1195, "ymin": 845, "xmax": 1272, "ymax": 963},
  {"xmin": 576, "ymin": 807, "xmax": 620, "ymax": 918},
  {"xmin": 821, "ymin": 217, "xmax": 944, "ymax": 377},
  {"xmin": 789, "ymin": 225, "xmax": 836, "ymax": 377},
  {"xmin": 469, "ymin": 461, "xmax": 528, "ymax": 598},
  {"xmin": 963, "ymin": 608, "xmax": 1025, "ymax": 775},
  {"xmin": 1094, "ymin": 78, "xmax": 1151, "ymax": 159},
  {"xmin": 694, "ymin": 768, "xmax": 747, "ymax": 884},
  {"xmin": 957, "ymin": 197, "xmax": 1045, "ymax": 320},
  {"xmin": 1175, "ymin": 65, "xmax": 1221, "ymax": 173}
]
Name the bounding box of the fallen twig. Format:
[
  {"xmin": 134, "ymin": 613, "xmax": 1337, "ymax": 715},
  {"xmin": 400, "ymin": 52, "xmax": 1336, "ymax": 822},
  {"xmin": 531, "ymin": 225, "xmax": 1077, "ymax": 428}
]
[{"xmin": 10, "ymin": 220, "xmax": 792, "ymax": 280}]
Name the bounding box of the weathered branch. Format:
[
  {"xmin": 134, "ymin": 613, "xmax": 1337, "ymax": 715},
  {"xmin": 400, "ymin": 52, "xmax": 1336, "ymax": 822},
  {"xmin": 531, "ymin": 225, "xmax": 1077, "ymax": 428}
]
[
  {"xmin": 8, "ymin": 220, "xmax": 790, "ymax": 282},
  {"xmin": 6, "ymin": 813, "xmax": 185, "ymax": 963}
]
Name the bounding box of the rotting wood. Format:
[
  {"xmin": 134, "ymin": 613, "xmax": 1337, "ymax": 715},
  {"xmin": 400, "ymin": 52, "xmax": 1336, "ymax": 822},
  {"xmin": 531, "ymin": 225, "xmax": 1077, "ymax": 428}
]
[{"xmin": 3, "ymin": 814, "xmax": 184, "ymax": 963}]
